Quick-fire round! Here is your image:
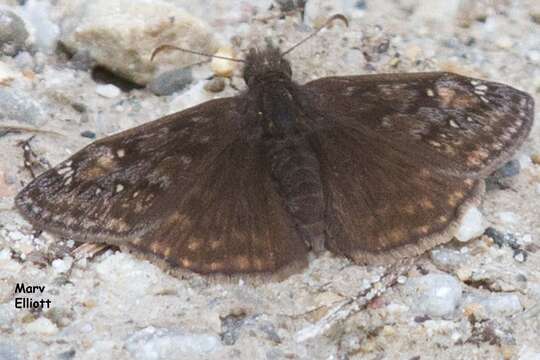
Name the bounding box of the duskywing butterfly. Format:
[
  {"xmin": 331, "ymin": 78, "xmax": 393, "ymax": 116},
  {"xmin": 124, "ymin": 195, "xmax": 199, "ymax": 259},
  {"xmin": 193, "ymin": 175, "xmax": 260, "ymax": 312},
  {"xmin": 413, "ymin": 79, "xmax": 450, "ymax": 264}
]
[{"xmin": 15, "ymin": 17, "xmax": 534, "ymax": 280}]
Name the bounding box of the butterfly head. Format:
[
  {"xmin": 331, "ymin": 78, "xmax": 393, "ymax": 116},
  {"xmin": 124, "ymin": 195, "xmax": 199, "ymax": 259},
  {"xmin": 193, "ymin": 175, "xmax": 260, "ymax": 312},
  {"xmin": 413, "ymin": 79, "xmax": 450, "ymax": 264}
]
[{"xmin": 243, "ymin": 45, "xmax": 292, "ymax": 87}]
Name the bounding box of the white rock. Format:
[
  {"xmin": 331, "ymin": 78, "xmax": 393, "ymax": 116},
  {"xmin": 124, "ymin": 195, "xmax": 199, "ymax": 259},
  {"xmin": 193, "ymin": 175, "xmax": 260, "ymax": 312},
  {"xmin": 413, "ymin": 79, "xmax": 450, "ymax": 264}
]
[
  {"xmin": 21, "ymin": 0, "xmax": 60, "ymax": 53},
  {"xmin": 0, "ymin": 62, "xmax": 18, "ymax": 83},
  {"xmin": 479, "ymin": 294, "xmax": 522, "ymax": 316},
  {"xmin": 52, "ymin": 256, "xmax": 73, "ymax": 273},
  {"xmin": 125, "ymin": 327, "xmax": 221, "ymax": 360},
  {"xmin": 25, "ymin": 317, "xmax": 58, "ymax": 335},
  {"xmin": 0, "ymin": 248, "xmax": 21, "ymax": 273},
  {"xmin": 455, "ymin": 207, "xmax": 485, "ymax": 242},
  {"xmin": 0, "ymin": 248, "xmax": 11, "ymax": 261},
  {"xmin": 496, "ymin": 211, "xmax": 520, "ymax": 224},
  {"xmin": 95, "ymin": 84, "xmax": 121, "ymax": 98},
  {"xmin": 58, "ymin": 0, "xmax": 220, "ymax": 85},
  {"xmin": 405, "ymin": 274, "xmax": 462, "ymax": 318},
  {"xmin": 517, "ymin": 153, "xmax": 533, "ymax": 170},
  {"xmin": 386, "ymin": 303, "xmax": 410, "ymax": 314}
]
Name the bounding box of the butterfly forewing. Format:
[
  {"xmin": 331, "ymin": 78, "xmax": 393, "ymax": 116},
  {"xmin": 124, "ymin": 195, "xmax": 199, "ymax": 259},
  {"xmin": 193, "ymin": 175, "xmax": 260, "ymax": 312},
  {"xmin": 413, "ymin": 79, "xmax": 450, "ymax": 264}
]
[
  {"xmin": 16, "ymin": 96, "xmax": 308, "ymax": 276},
  {"xmin": 303, "ymin": 72, "xmax": 534, "ymax": 177}
]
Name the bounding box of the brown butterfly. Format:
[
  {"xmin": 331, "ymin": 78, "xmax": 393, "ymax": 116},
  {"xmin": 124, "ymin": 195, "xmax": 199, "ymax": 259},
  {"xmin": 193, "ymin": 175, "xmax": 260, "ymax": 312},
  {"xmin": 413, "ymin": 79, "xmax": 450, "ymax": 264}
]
[{"xmin": 15, "ymin": 17, "xmax": 534, "ymax": 280}]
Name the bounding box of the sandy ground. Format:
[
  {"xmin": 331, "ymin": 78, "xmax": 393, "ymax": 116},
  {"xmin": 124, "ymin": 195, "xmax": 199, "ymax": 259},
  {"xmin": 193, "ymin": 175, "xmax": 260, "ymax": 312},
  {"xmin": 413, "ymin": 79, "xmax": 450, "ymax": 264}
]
[{"xmin": 0, "ymin": 0, "xmax": 539, "ymax": 359}]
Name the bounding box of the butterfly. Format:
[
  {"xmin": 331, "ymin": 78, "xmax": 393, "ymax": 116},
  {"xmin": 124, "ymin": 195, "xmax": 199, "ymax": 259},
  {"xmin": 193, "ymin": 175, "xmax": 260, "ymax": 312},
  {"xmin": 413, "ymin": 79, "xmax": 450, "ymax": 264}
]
[{"xmin": 15, "ymin": 18, "xmax": 534, "ymax": 280}]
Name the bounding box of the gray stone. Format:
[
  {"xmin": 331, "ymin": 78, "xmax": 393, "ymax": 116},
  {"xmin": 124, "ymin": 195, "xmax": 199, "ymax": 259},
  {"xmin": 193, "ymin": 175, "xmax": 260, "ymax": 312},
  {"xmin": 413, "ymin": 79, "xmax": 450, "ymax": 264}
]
[
  {"xmin": 0, "ymin": 88, "xmax": 46, "ymax": 126},
  {"xmin": 492, "ymin": 159, "xmax": 521, "ymax": 178},
  {"xmin": 404, "ymin": 274, "xmax": 463, "ymax": 318},
  {"xmin": 430, "ymin": 248, "xmax": 468, "ymax": 272},
  {"xmin": 204, "ymin": 77, "xmax": 226, "ymax": 93},
  {"xmin": 148, "ymin": 68, "xmax": 193, "ymax": 96},
  {"xmin": 0, "ymin": 9, "xmax": 29, "ymax": 56},
  {"xmin": 479, "ymin": 294, "xmax": 522, "ymax": 317},
  {"xmin": 22, "ymin": 0, "xmax": 60, "ymax": 53}
]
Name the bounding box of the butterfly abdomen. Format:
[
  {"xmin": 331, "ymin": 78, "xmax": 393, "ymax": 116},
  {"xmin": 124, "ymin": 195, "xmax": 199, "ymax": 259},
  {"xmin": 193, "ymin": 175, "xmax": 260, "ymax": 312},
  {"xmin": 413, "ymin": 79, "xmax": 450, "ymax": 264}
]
[{"xmin": 267, "ymin": 136, "xmax": 326, "ymax": 252}]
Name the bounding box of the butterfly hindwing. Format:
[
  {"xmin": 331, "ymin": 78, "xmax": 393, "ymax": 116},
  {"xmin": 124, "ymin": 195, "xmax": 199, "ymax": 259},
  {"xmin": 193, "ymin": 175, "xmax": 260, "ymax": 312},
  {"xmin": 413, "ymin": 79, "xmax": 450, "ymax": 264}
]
[
  {"xmin": 300, "ymin": 72, "xmax": 533, "ymax": 262},
  {"xmin": 16, "ymin": 97, "xmax": 308, "ymax": 276},
  {"xmin": 311, "ymin": 125, "xmax": 483, "ymax": 262}
]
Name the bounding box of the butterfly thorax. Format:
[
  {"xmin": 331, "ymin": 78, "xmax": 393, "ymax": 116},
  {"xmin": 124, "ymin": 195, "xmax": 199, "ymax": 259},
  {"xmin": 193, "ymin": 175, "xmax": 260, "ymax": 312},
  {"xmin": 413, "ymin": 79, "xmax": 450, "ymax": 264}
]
[
  {"xmin": 243, "ymin": 46, "xmax": 292, "ymax": 88},
  {"xmin": 243, "ymin": 47, "xmax": 327, "ymax": 252}
]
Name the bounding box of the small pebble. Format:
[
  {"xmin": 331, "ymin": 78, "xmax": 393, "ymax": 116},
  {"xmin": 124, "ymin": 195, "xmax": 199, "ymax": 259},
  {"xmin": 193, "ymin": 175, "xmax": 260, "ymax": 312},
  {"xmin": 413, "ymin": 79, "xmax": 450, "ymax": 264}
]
[
  {"xmin": 396, "ymin": 275, "xmax": 407, "ymax": 284},
  {"xmin": 0, "ymin": 9, "xmax": 29, "ymax": 56},
  {"xmin": 14, "ymin": 51, "xmax": 34, "ymax": 69},
  {"xmin": 0, "ymin": 248, "xmax": 12, "ymax": 261},
  {"xmin": 95, "ymin": 84, "xmax": 121, "ymax": 98},
  {"xmin": 430, "ymin": 248, "xmax": 467, "ymax": 271},
  {"xmin": 463, "ymin": 303, "xmax": 487, "ymax": 319},
  {"xmin": 484, "ymin": 227, "xmax": 519, "ymax": 249},
  {"xmin": 23, "ymin": 0, "xmax": 60, "ymax": 53},
  {"xmin": 495, "ymin": 36, "xmax": 513, "ymax": 49},
  {"xmin": 455, "ymin": 267, "xmax": 473, "ymax": 282},
  {"xmin": 80, "ymin": 130, "xmax": 96, "ymax": 139},
  {"xmin": 491, "ymin": 159, "xmax": 521, "ymax": 178},
  {"xmin": 0, "ymin": 88, "xmax": 46, "ymax": 125},
  {"xmin": 204, "ymin": 77, "xmax": 226, "ymax": 93},
  {"xmin": 148, "ymin": 68, "xmax": 193, "ymax": 96},
  {"xmin": 531, "ymin": 153, "xmax": 540, "ymax": 165},
  {"xmin": 532, "ymin": 11, "xmax": 540, "ymax": 24},
  {"xmin": 211, "ymin": 47, "xmax": 236, "ymax": 77},
  {"xmin": 517, "ymin": 153, "xmax": 532, "ymax": 170},
  {"xmin": 513, "ymin": 250, "xmax": 527, "ymax": 262},
  {"xmin": 25, "ymin": 317, "xmax": 59, "ymax": 335},
  {"xmin": 52, "ymin": 257, "xmax": 73, "ymax": 273},
  {"xmin": 479, "ymin": 294, "xmax": 522, "ymax": 316},
  {"xmin": 0, "ymin": 62, "xmax": 18, "ymax": 84}
]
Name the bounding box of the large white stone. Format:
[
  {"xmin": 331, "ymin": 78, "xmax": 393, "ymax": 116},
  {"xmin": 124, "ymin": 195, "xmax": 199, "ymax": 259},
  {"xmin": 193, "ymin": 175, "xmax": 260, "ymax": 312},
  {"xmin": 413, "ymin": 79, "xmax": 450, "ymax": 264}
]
[
  {"xmin": 455, "ymin": 207, "xmax": 486, "ymax": 242},
  {"xmin": 404, "ymin": 273, "xmax": 463, "ymax": 318},
  {"xmin": 58, "ymin": 0, "xmax": 220, "ymax": 85}
]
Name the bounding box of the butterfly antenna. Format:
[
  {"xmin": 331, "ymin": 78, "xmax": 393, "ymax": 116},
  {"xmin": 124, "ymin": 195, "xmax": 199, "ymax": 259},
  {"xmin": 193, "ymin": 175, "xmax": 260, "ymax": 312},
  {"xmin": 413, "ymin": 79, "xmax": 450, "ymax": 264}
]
[
  {"xmin": 281, "ymin": 14, "xmax": 349, "ymax": 56},
  {"xmin": 150, "ymin": 44, "xmax": 245, "ymax": 63}
]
